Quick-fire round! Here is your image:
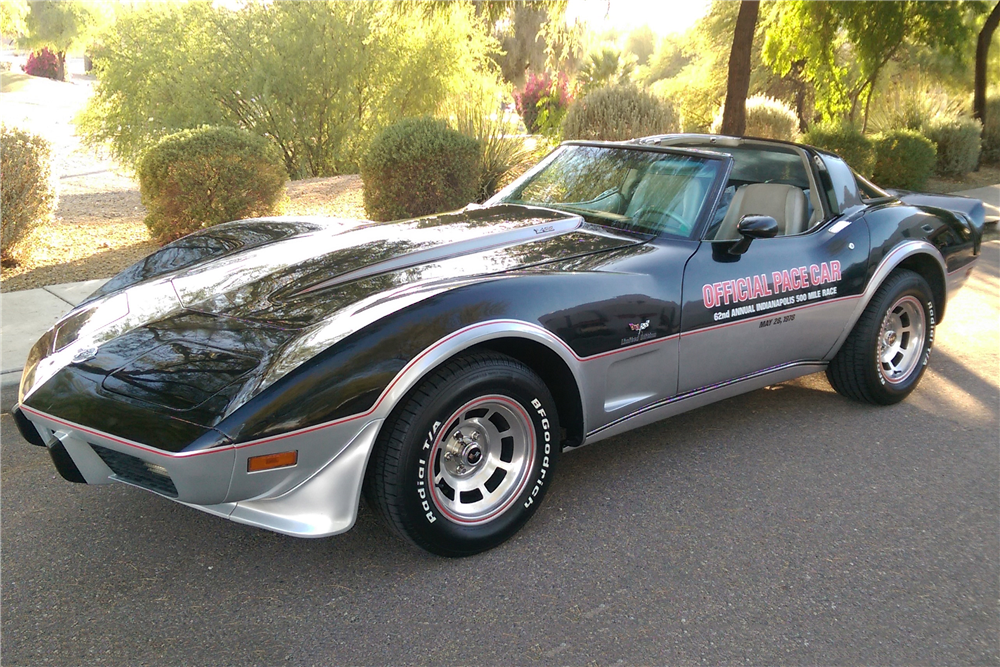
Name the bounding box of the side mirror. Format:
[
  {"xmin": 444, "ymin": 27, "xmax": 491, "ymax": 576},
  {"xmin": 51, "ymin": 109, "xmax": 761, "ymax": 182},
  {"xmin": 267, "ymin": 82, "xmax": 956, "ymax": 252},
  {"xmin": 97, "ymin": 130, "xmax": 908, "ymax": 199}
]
[{"xmin": 729, "ymin": 215, "xmax": 779, "ymax": 255}]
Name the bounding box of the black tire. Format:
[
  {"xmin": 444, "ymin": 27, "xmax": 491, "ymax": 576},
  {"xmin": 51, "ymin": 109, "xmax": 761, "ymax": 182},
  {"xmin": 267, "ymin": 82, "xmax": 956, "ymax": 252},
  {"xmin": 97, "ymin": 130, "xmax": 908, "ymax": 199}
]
[
  {"xmin": 365, "ymin": 351, "xmax": 559, "ymax": 557},
  {"xmin": 827, "ymin": 269, "xmax": 935, "ymax": 405}
]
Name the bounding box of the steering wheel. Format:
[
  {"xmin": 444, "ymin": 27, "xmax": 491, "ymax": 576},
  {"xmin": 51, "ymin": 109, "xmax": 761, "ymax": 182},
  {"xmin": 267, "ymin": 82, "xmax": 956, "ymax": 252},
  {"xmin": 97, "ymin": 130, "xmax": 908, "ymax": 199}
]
[{"xmin": 631, "ymin": 206, "xmax": 689, "ymax": 235}]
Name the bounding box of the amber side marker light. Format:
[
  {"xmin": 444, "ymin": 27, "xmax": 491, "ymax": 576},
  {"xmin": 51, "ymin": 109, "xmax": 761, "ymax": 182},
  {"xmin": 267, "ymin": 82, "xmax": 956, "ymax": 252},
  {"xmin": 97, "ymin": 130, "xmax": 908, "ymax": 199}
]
[{"xmin": 247, "ymin": 451, "xmax": 298, "ymax": 473}]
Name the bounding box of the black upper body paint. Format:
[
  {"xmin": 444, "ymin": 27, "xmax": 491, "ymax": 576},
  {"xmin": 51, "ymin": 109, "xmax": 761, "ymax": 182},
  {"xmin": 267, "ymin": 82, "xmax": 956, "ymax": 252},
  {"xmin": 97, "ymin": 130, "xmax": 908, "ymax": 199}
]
[{"xmin": 19, "ymin": 141, "xmax": 983, "ymax": 453}]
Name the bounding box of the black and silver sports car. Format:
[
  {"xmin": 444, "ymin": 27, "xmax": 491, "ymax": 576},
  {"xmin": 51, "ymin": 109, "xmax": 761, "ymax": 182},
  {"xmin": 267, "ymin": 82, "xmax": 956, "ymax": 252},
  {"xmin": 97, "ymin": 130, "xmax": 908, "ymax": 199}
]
[{"xmin": 12, "ymin": 134, "xmax": 986, "ymax": 556}]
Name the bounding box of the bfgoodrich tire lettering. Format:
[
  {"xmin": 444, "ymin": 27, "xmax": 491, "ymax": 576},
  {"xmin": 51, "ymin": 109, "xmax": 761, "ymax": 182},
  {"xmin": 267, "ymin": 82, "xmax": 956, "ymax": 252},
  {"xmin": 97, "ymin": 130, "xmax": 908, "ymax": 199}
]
[
  {"xmin": 827, "ymin": 269, "xmax": 935, "ymax": 405},
  {"xmin": 365, "ymin": 351, "xmax": 559, "ymax": 557}
]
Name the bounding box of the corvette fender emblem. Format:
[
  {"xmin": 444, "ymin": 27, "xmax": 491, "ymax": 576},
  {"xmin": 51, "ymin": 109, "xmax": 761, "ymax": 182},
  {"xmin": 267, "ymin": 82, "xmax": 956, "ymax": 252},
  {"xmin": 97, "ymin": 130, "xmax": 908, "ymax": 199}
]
[
  {"xmin": 72, "ymin": 346, "xmax": 99, "ymax": 363},
  {"xmin": 628, "ymin": 319, "xmax": 650, "ymax": 332}
]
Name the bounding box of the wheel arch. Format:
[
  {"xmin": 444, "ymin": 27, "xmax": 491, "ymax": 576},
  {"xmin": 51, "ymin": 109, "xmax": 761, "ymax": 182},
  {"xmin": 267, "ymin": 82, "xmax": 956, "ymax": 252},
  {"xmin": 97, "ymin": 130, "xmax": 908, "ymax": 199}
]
[
  {"xmin": 368, "ymin": 321, "xmax": 588, "ymax": 458},
  {"xmin": 473, "ymin": 338, "xmax": 585, "ymax": 450},
  {"xmin": 825, "ymin": 240, "xmax": 947, "ymax": 361},
  {"xmin": 895, "ymin": 253, "xmax": 947, "ymax": 323}
]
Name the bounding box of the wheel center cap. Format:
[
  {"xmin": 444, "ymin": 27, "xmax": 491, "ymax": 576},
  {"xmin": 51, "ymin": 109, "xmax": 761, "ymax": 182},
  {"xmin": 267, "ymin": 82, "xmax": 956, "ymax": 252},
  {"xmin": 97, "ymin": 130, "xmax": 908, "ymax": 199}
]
[
  {"xmin": 885, "ymin": 330, "xmax": 898, "ymax": 347},
  {"xmin": 464, "ymin": 444, "xmax": 483, "ymax": 465},
  {"xmin": 444, "ymin": 428, "xmax": 486, "ymax": 475}
]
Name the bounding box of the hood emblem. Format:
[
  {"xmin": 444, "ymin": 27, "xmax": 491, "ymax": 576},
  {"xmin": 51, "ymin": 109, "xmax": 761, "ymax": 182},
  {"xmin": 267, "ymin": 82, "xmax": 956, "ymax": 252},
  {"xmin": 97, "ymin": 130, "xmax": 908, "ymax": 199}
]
[
  {"xmin": 627, "ymin": 319, "xmax": 650, "ymax": 332},
  {"xmin": 72, "ymin": 346, "xmax": 99, "ymax": 363}
]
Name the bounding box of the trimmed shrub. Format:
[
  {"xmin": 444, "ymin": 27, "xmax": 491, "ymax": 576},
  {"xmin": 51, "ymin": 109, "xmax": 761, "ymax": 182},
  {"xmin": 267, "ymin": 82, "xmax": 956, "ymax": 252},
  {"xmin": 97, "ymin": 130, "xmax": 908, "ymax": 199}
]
[
  {"xmin": 515, "ymin": 72, "xmax": 571, "ymax": 135},
  {"xmin": 361, "ymin": 117, "xmax": 481, "ymax": 222},
  {"xmin": 711, "ymin": 94, "xmax": 800, "ymax": 141},
  {"xmin": 803, "ymin": 123, "xmax": 876, "ymax": 179},
  {"xmin": 872, "ymin": 129, "xmax": 937, "ymax": 191},
  {"xmin": 23, "ymin": 48, "xmax": 59, "ymax": 79},
  {"xmin": 979, "ymin": 96, "xmax": 1000, "ymax": 166},
  {"xmin": 924, "ymin": 116, "xmax": 982, "ymax": 178},
  {"xmin": 562, "ymin": 84, "xmax": 677, "ymax": 142},
  {"xmin": 1, "ymin": 126, "xmax": 57, "ymax": 263},
  {"xmin": 137, "ymin": 126, "xmax": 288, "ymax": 244}
]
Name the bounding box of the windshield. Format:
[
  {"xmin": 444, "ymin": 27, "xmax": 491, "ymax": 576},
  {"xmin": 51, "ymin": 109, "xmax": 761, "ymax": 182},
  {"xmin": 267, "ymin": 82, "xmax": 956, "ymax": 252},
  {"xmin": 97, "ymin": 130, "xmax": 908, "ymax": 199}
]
[{"xmin": 491, "ymin": 145, "xmax": 723, "ymax": 238}]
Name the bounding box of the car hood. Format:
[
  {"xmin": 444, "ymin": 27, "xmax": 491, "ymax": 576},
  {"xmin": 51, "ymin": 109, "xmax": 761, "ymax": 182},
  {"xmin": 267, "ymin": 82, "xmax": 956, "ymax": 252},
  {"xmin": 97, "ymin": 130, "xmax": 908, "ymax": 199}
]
[
  {"xmin": 21, "ymin": 205, "xmax": 646, "ymax": 440},
  {"xmin": 89, "ymin": 204, "xmax": 640, "ymax": 327}
]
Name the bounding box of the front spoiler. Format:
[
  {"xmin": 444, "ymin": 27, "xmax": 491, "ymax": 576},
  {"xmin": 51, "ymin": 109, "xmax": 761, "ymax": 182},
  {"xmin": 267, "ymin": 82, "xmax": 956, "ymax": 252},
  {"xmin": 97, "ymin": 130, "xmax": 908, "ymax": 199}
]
[{"xmin": 17, "ymin": 404, "xmax": 382, "ymax": 538}]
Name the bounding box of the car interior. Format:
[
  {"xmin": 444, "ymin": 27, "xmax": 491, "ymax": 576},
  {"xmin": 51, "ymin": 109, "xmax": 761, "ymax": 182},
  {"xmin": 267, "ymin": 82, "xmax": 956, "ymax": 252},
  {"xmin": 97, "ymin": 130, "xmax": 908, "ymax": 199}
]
[{"xmin": 657, "ymin": 137, "xmax": 828, "ymax": 241}]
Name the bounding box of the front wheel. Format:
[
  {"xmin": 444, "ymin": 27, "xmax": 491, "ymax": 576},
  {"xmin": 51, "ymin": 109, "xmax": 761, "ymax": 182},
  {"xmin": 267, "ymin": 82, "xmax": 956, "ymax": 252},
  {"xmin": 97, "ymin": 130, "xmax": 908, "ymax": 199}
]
[
  {"xmin": 827, "ymin": 269, "xmax": 935, "ymax": 405},
  {"xmin": 365, "ymin": 351, "xmax": 559, "ymax": 557}
]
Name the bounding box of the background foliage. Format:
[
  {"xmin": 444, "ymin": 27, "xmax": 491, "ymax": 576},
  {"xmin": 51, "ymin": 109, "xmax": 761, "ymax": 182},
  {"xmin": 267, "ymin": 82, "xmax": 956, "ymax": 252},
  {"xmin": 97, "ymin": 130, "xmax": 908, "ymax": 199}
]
[
  {"xmin": 137, "ymin": 126, "xmax": 287, "ymax": 244},
  {"xmin": 360, "ymin": 117, "xmax": 481, "ymax": 222},
  {"xmin": 79, "ymin": 1, "xmax": 496, "ymax": 178},
  {"xmin": 562, "ymin": 84, "xmax": 676, "ymax": 141},
  {"xmin": 0, "ymin": 126, "xmax": 57, "ymax": 262},
  {"xmin": 710, "ymin": 94, "xmax": 800, "ymax": 140},
  {"xmin": 872, "ymin": 129, "xmax": 938, "ymax": 190}
]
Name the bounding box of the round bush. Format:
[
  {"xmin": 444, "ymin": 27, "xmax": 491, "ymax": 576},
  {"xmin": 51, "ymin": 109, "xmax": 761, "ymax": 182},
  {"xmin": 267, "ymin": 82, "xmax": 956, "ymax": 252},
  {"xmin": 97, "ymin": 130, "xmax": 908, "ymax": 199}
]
[
  {"xmin": 1, "ymin": 126, "xmax": 57, "ymax": 262},
  {"xmin": 24, "ymin": 49, "xmax": 59, "ymax": 80},
  {"xmin": 711, "ymin": 94, "xmax": 800, "ymax": 141},
  {"xmin": 561, "ymin": 84, "xmax": 677, "ymax": 142},
  {"xmin": 804, "ymin": 123, "xmax": 876, "ymax": 179},
  {"xmin": 982, "ymin": 96, "xmax": 1000, "ymax": 166},
  {"xmin": 924, "ymin": 116, "xmax": 982, "ymax": 178},
  {"xmin": 137, "ymin": 126, "xmax": 288, "ymax": 244},
  {"xmin": 872, "ymin": 129, "xmax": 937, "ymax": 191},
  {"xmin": 360, "ymin": 117, "xmax": 481, "ymax": 222}
]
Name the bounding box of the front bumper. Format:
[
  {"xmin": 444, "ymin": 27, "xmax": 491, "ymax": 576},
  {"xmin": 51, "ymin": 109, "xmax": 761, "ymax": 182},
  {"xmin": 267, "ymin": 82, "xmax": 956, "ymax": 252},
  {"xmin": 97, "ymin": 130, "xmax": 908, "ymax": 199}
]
[{"xmin": 16, "ymin": 404, "xmax": 382, "ymax": 538}]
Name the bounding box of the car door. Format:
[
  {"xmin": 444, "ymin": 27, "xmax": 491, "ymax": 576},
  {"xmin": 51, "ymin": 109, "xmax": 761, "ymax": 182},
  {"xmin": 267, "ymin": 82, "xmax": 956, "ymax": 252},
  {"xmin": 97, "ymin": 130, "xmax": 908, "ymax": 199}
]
[{"xmin": 676, "ymin": 218, "xmax": 871, "ymax": 394}]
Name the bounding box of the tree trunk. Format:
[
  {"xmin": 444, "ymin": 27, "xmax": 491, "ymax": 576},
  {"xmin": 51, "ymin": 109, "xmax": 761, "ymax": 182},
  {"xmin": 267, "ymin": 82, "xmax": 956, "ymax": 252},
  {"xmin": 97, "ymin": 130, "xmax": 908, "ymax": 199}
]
[
  {"xmin": 790, "ymin": 59, "xmax": 808, "ymax": 133},
  {"xmin": 720, "ymin": 1, "xmax": 760, "ymax": 136},
  {"xmin": 56, "ymin": 51, "xmax": 66, "ymax": 81},
  {"xmin": 974, "ymin": 1, "xmax": 1000, "ymax": 123}
]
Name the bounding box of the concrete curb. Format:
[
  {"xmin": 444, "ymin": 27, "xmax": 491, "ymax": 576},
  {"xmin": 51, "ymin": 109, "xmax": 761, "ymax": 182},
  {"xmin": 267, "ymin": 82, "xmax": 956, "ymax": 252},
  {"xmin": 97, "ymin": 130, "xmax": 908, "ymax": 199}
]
[{"xmin": 1, "ymin": 279, "xmax": 108, "ymax": 391}]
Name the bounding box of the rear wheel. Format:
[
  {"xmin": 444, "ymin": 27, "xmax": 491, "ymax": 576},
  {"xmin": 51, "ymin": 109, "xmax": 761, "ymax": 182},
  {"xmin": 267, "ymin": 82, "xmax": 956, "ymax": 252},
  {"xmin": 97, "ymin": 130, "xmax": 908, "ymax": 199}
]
[
  {"xmin": 827, "ymin": 269, "xmax": 935, "ymax": 405},
  {"xmin": 365, "ymin": 351, "xmax": 559, "ymax": 557}
]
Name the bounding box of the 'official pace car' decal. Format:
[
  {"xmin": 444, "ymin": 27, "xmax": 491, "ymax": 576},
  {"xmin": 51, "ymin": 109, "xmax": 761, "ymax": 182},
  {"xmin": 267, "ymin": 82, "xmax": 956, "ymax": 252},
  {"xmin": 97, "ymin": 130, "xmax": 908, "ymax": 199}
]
[{"xmin": 702, "ymin": 261, "xmax": 842, "ymax": 322}]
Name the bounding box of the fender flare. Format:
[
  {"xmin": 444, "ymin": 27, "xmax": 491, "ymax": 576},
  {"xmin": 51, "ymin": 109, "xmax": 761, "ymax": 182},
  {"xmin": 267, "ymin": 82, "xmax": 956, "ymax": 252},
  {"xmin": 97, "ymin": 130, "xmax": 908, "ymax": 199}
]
[
  {"xmin": 824, "ymin": 240, "xmax": 947, "ymax": 361},
  {"xmin": 369, "ymin": 319, "xmax": 590, "ymax": 436}
]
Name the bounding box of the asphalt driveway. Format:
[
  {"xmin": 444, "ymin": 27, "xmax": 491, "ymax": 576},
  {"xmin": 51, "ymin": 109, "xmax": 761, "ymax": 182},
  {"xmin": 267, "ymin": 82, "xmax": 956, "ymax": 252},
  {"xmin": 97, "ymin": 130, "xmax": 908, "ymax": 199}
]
[{"xmin": 2, "ymin": 242, "xmax": 997, "ymax": 666}]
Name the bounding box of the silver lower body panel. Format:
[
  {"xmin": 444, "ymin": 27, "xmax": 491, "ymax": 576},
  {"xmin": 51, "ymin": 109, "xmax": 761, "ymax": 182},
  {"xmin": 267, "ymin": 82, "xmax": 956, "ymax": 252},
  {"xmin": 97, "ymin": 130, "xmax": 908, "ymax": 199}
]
[
  {"xmin": 584, "ymin": 361, "xmax": 827, "ymax": 445},
  {"xmin": 20, "ymin": 407, "xmax": 382, "ymax": 538}
]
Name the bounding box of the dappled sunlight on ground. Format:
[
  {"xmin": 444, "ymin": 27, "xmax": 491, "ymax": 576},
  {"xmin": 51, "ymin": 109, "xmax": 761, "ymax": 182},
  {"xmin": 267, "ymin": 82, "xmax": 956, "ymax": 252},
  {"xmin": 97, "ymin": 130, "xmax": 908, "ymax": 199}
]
[
  {"xmin": 906, "ymin": 240, "xmax": 999, "ymax": 429},
  {"xmin": 776, "ymin": 240, "xmax": 998, "ymax": 431}
]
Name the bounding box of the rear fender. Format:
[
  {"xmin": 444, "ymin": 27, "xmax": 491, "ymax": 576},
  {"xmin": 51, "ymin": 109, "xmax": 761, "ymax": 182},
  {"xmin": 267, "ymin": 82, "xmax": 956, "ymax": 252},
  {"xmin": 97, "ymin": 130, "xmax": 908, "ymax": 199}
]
[{"xmin": 824, "ymin": 240, "xmax": 946, "ymax": 360}]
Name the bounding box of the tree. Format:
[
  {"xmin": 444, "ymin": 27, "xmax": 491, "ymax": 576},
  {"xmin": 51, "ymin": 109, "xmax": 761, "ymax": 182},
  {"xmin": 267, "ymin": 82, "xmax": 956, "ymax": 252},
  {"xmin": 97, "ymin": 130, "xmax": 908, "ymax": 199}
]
[
  {"xmin": 648, "ymin": 1, "xmax": 744, "ymax": 131},
  {"xmin": 473, "ymin": 1, "xmax": 574, "ymax": 88},
  {"xmin": 624, "ymin": 25, "xmax": 656, "ymax": 66},
  {"xmin": 720, "ymin": 1, "xmax": 760, "ymax": 136},
  {"xmin": 0, "ymin": 0, "xmax": 28, "ymax": 40},
  {"xmin": 974, "ymin": 1, "xmax": 1000, "ymax": 123},
  {"xmin": 576, "ymin": 46, "xmax": 636, "ymax": 95},
  {"xmin": 764, "ymin": 1, "xmax": 974, "ymax": 129},
  {"xmin": 636, "ymin": 34, "xmax": 689, "ymax": 86},
  {"xmin": 22, "ymin": 1, "xmax": 106, "ymax": 80},
  {"xmin": 80, "ymin": 1, "xmax": 498, "ymax": 177}
]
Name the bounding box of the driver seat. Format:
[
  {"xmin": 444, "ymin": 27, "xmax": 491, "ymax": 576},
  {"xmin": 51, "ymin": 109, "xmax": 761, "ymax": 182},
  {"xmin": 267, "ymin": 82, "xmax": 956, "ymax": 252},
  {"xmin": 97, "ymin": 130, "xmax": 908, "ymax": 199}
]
[{"xmin": 715, "ymin": 183, "xmax": 809, "ymax": 240}]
